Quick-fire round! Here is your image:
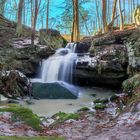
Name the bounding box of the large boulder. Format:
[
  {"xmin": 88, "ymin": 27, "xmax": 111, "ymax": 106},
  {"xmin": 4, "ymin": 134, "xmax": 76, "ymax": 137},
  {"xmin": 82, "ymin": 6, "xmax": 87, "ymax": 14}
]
[
  {"xmin": 39, "ymin": 29, "xmax": 68, "ymax": 49},
  {"xmin": 32, "ymin": 82, "xmax": 78, "ymax": 99},
  {"xmin": 0, "ymin": 70, "xmax": 29, "ymax": 99},
  {"xmin": 75, "ymin": 42, "xmax": 90, "ymax": 53}
]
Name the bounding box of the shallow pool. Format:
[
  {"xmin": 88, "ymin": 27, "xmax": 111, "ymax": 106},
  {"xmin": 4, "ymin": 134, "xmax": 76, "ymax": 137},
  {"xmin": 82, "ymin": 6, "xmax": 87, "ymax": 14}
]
[{"xmin": 25, "ymin": 86, "xmax": 115, "ymax": 117}]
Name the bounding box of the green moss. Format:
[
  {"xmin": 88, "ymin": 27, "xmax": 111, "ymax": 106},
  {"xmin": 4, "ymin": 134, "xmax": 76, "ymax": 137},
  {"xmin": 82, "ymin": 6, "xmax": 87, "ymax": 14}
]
[
  {"xmin": 53, "ymin": 112, "xmax": 80, "ymax": 123},
  {"xmin": 110, "ymin": 95, "xmax": 119, "ymax": 102},
  {"xmin": 94, "ymin": 103, "xmax": 106, "ymax": 110},
  {"xmin": 89, "ymin": 47, "xmax": 95, "ymax": 54},
  {"xmin": 0, "ymin": 105, "xmax": 42, "ymax": 131},
  {"xmin": 93, "ymin": 98, "xmax": 109, "ymax": 104},
  {"xmin": 0, "ymin": 136, "xmax": 64, "ymax": 140},
  {"xmin": 90, "ymin": 93, "xmax": 96, "ymax": 97},
  {"xmin": 78, "ymin": 107, "xmax": 90, "ymax": 112}
]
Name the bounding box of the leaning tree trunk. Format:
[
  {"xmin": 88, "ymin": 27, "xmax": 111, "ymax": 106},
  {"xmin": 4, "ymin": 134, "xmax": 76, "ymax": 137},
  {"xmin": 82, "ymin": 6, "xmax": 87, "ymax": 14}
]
[
  {"xmin": 16, "ymin": 0, "xmax": 24, "ymax": 37},
  {"xmin": 71, "ymin": 0, "xmax": 80, "ymax": 42}
]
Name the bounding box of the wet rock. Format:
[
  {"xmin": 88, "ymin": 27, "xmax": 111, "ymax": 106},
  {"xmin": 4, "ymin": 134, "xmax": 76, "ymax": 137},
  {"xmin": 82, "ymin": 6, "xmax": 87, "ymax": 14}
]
[
  {"xmin": 122, "ymin": 74, "xmax": 140, "ymax": 94},
  {"xmin": 75, "ymin": 42, "xmax": 90, "ymax": 53},
  {"xmin": 8, "ymin": 99, "xmax": 21, "ymax": 104},
  {"xmin": 32, "ymin": 82, "xmax": 79, "ymax": 99}
]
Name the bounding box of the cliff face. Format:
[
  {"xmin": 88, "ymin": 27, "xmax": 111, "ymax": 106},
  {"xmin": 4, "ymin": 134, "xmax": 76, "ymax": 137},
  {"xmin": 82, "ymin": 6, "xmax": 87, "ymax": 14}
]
[{"xmin": 75, "ymin": 28, "xmax": 140, "ymax": 86}]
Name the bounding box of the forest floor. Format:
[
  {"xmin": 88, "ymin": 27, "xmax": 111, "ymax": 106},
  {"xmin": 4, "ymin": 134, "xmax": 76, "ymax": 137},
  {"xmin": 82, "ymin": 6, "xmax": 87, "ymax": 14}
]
[
  {"xmin": 1, "ymin": 100, "xmax": 140, "ymax": 140},
  {"xmin": 44, "ymin": 102, "xmax": 140, "ymax": 140}
]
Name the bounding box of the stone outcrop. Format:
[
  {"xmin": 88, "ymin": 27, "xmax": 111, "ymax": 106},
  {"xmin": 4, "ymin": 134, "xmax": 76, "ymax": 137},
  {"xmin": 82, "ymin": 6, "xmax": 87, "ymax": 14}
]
[
  {"xmin": 0, "ymin": 40, "xmax": 55, "ymax": 76},
  {"xmin": 125, "ymin": 29, "xmax": 140, "ymax": 73},
  {"xmin": 74, "ymin": 44, "xmax": 128, "ymax": 87},
  {"xmin": 0, "ymin": 46, "xmax": 39, "ymax": 76},
  {"xmin": 75, "ymin": 28, "xmax": 140, "ymax": 87}
]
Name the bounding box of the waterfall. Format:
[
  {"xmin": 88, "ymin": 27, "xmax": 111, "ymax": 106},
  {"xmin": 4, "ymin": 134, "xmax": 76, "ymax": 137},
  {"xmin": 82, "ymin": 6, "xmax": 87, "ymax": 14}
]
[{"xmin": 40, "ymin": 42, "xmax": 77, "ymax": 83}]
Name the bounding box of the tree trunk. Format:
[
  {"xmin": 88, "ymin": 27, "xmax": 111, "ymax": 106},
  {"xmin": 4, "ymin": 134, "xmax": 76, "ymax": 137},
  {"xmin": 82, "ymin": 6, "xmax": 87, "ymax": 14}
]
[
  {"xmin": 102, "ymin": 0, "xmax": 109, "ymax": 33},
  {"xmin": 95, "ymin": 0, "xmax": 101, "ymax": 30},
  {"xmin": 16, "ymin": 0, "xmax": 24, "ymax": 37},
  {"xmin": 111, "ymin": 0, "xmax": 117, "ymax": 27},
  {"xmin": 118, "ymin": 0, "xmax": 124, "ymax": 30},
  {"xmin": 0, "ymin": 0, "xmax": 6, "ymax": 15},
  {"xmin": 71, "ymin": 0, "xmax": 80, "ymax": 42},
  {"xmin": 46, "ymin": 0, "xmax": 50, "ymax": 30},
  {"xmin": 123, "ymin": 0, "xmax": 125, "ymax": 23},
  {"xmin": 31, "ymin": 0, "xmax": 40, "ymax": 46}
]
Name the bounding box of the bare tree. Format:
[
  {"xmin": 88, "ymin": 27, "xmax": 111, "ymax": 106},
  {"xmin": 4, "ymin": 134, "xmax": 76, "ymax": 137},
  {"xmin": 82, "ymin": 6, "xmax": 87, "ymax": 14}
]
[
  {"xmin": 71, "ymin": 0, "xmax": 80, "ymax": 42},
  {"xmin": 46, "ymin": 0, "xmax": 50, "ymax": 30},
  {"xmin": 118, "ymin": 0, "xmax": 124, "ymax": 30},
  {"xmin": 95, "ymin": 0, "xmax": 101, "ymax": 30},
  {"xmin": 0, "ymin": 0, "xmax": 6, "ymax": 15},
  {"xmin": 111, "ymin": 0, "xmax": 117, "ymax": 27},
  {"xmin": 102, "ymin": 0, "xmax": 108, "ymax": 33},
  {"xmin": 31, "ymin": 0, "xmax": 41, "ymax": 46},
  {"xmin": 16, "ymin": 0, "xmax": 24, "ymax": 37}
]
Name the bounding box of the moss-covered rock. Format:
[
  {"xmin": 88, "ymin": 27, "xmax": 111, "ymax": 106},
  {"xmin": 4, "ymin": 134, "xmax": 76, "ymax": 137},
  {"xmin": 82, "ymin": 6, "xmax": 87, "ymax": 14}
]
[
  {"xmin": 122, "ymin": 74, "xmax": 140, "ymax": 93},
  {"xmin": 110, "ymin": 94, "xmax": 119, "ymax": 102},
  {"xmin": 52, "ymin": 111, "xmax": 80, "ymax": 123},
  {"xmin": 94, "ymin": 103, "xmax": 106, "ymax": 110},
  {"xmin": 93, "ymin": 98, "xmax": 109, "ymax": 104},
  {"xmin": 78, "ymin": 107, "xmax": 90, "ymax": 112},
  {"xmin": 39, "ymin": 29, "xmax": 68, "ymax": 49}
]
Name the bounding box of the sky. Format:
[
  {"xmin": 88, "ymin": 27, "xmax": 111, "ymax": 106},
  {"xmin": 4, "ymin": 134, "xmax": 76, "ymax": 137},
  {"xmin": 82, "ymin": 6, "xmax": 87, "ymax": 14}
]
[{"xmin": 4, "ymin": 0, "xmax": 140, "ymax": 35}]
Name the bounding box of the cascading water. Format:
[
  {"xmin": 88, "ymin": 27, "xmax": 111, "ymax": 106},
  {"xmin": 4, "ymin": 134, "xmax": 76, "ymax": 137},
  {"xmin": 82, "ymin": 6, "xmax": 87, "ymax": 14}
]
[{"xmin": 40, "ymin": 42, "xmax": 77, "ymax": 83}]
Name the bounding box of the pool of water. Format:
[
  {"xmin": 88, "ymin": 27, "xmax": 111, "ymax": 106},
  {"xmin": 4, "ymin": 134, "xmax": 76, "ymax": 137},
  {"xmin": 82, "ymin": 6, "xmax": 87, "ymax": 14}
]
[{"xmin": 25, "ymin": 86, "xmax": 115, "ymax": 117}]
